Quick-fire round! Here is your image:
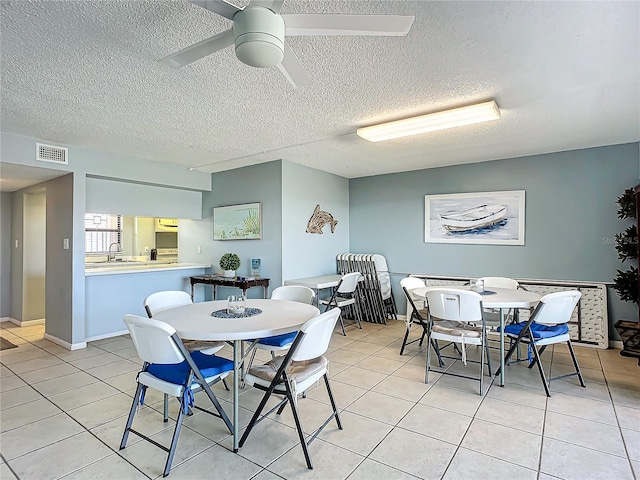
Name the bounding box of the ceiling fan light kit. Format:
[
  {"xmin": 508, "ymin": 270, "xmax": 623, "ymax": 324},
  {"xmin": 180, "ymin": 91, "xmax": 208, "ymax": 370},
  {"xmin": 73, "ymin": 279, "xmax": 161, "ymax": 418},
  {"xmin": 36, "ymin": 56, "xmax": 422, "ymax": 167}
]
[
  {"xmin": 159, "ymin": 0, "xmax": 415, "ymax": 88},
  {"xmin": 356, "ymin": 101, "xmax": 501, "ymax": 142},
  {"xmin": 234, "ymin": 7, "xmax": 285, "ymax": 68}
]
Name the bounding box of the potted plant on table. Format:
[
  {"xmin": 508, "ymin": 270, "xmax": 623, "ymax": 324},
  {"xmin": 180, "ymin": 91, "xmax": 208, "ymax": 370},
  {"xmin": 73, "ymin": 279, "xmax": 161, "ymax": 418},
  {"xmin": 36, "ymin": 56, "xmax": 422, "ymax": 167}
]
[{"xmin": 220, "ymin": 253, "xmax": 241, "ymax": 278}]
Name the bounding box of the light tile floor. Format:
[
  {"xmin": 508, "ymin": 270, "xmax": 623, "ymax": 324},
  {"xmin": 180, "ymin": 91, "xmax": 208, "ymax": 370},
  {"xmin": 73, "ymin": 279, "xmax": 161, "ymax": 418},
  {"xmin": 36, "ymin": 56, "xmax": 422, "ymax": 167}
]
[{"xmin": 1, "ymin": 320, "xmax": 639, "ymax": 479}]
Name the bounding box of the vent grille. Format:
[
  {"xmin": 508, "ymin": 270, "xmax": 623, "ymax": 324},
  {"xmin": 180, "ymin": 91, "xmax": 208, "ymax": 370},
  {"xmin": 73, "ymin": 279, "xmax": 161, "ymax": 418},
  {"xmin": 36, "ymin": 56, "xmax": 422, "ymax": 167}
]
[{"xmin": 36, "ymin": 143, "xmax": 68, "ymax": 164}]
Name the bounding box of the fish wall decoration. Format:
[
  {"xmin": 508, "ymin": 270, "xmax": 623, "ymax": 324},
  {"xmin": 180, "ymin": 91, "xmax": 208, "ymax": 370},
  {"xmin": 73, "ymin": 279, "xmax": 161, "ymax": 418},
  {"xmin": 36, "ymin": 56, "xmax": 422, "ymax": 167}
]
[{"xmin": 306, "ymin": 204, "xmax": 338, "ymax": 234}]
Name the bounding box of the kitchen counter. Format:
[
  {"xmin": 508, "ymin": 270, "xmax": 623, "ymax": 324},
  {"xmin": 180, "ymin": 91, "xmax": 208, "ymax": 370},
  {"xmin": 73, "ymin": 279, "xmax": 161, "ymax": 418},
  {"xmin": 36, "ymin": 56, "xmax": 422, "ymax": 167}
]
[
  {"xmin": 85, "ymin": 262, "xmax": 211, "ymax": 276},
  {"xmin": 84, "ymin": 263, "xmax": 210, "ymax": 341}
]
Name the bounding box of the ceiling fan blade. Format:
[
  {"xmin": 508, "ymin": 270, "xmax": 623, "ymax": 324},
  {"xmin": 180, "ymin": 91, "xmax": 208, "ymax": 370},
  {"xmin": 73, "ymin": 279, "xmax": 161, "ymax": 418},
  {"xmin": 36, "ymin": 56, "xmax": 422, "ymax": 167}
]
[
  {"xmin": 190, "ymin": 0, "xmax": 241, "ymax": 20},
  {"xmin": 159, "ymin": 28, "xmax": 235, "ymax": 68},
  {"xmin": 249, "ymin": 0, "xmax": 285, "ymax": 13},
  {"xmin": 277, "ymin": 42, "xmax": 312, "ymax": 89},
  {"xmin": 282, "ymin": 14, "xmax": 415, "ymax": 36}
]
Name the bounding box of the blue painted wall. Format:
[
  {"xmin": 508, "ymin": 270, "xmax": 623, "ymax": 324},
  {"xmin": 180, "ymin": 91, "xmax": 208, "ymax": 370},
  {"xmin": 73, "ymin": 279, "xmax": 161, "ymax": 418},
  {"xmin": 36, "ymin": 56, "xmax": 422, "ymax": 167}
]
[
  {"xmin": 196, "ymin": 161, "xmax": 283, "ymax": 300},
  {"xmin": 349, "ymin": 143, "xmax": 640, "ymax": 339},
  {"xmin": 282, "ymin": 161, "xmax": 349, "ymax": 281}
]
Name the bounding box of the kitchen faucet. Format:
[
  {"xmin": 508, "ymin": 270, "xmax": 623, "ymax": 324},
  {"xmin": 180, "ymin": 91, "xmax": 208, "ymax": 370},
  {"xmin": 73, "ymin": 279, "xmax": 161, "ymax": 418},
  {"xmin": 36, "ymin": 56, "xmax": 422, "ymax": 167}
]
[{"xmin": 107, "ymin": 242, "xmax": 121, "ymax": 262}]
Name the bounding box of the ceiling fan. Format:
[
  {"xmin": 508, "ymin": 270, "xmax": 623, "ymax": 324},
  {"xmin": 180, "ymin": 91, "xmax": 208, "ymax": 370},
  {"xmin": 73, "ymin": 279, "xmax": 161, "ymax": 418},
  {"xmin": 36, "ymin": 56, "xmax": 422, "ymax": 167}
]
[{"xmin": 159, "ymin": 0, "xmax": 415, "ymax": 88}]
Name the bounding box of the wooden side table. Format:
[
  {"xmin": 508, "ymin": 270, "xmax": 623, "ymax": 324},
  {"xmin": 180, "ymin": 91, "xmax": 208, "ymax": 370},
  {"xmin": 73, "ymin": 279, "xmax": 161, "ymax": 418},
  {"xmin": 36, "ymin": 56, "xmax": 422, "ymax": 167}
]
[{"xmin": 190, "ymin": 275, "xmax": 270, "ymax": 300}]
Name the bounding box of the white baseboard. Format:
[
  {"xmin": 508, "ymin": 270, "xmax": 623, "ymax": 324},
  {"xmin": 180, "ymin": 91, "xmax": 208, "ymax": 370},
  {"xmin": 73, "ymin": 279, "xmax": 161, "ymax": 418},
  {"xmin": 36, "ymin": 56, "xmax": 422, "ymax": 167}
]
[
  {"xmin": 10, "ymin": 318, "xmax": 45, "ymax": 327},
  {"xmin": 609, "ymin": 340, "xmax": 623, "ymax": 349},
  {"xmin": 84, "ymin": 329, "xmax": 129, "ymax": 343},
  {"xmin": 44, "ymin": 333, "xmax": 86, "ymax": 351},
  {"xmin": 1, "ymin": 316, "xmax": 15, "ymax": 323}
]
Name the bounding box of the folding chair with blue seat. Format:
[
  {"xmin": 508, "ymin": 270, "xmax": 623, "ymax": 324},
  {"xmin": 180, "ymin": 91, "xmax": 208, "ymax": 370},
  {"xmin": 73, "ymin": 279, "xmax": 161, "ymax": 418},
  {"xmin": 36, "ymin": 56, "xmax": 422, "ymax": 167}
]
[
  {"xmin": 239, "ymin": 308, "xmax": 343, "ymax": 470},
  {"xmin": 120, "ymin": 314, "xmax": 233, "ymax": 477},
  {"xmin": 425, "ymin": 288, "xmax": 492, "ymax": 395},
  {"xmin": 244, "ymin": 285, "xmax": 315, "ymax": 373},
  {"xmin": 499, "ymin": 290, "xmax": 585, "ymax": 397},
  {"xmin": 144, "ymin": 290, "xmax": 228, "ymax": 421}
]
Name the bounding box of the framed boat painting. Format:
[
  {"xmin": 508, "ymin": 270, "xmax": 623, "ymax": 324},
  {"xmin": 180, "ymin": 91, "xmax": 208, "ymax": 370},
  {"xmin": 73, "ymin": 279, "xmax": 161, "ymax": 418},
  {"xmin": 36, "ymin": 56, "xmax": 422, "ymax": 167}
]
[{"xmin": 425, "ymin": 190, "xmax": 525, "ymax": 245}]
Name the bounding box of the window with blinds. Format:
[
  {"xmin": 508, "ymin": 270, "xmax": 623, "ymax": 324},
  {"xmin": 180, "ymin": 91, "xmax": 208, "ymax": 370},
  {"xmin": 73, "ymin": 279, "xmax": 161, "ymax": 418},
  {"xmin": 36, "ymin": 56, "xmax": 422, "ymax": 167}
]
[{"xmin": 85, "ymin": 213, "xmax": 122, "ymax": 253}]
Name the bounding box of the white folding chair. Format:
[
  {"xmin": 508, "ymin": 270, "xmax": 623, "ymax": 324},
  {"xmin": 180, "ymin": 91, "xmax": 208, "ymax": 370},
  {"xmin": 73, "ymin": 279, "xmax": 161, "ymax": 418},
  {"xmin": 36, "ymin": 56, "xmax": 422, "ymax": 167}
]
[
  {"xmin": 319, "ymin": 272, "xmax": 362, "ymax": 335},
  {"xmin": 501, "ymin": 290, "xmax": 585, "ymax": 397},
  {"xmin": 477, "ymin": 276, "xmax": 520, "ymax": 327},
  {"xmin": 399, "ymin": 277, "xmax": 429, "ymax": 355},
  {"xmin": 239, "ymin": 308, "xmax": 342, "ymax": 470},
  {"xmin": 373, "ymin": 254, "xmax": 398, "ymax": 321},
  {"xmin": 244, "ymin": 285, "xmax": 315, "ymax": 372},
  {"xmin": 120, "ymin": 315, "xmax": 232, "ymax": 477},
  {"xmin": 144, "ymin": 290, "xmax": 227, "ymax": 420},
  {"xmin": 425, "ymin": 288, "xmax": 492, "ymax": 395},
  {"xmin": 144, "ymin": 291, "xmax": 225, "ymax": 355}
]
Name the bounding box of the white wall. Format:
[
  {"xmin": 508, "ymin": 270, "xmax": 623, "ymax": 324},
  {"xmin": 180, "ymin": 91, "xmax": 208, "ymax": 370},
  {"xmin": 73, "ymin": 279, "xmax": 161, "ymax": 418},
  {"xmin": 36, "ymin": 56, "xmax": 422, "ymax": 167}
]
[
  {"xmin": 22, "ymin": 190, "xmax": 46, "ymax": 320},
  {"xmin": 86, "ymin": 178, "xmax": 202, "ymax": 219},
  {"xmin": 0, "ymin": 192, "xmax": 12, "ymax": 317}
]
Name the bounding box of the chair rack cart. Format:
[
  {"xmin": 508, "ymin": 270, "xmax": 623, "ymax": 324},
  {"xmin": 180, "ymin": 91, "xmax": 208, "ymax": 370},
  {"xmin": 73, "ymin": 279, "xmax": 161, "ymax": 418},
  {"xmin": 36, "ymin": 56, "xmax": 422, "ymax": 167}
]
[{"xmin": 336, "ymin": 253, "xmax": 398, "ymax": 324}]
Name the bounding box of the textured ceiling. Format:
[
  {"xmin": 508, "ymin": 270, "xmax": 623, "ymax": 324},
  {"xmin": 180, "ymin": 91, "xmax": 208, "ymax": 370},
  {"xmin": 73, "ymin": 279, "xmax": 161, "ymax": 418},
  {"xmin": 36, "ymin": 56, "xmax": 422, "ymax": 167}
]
[{"xmin": 1, "ymin": 0, "xmax": 638, "ymax": 185}]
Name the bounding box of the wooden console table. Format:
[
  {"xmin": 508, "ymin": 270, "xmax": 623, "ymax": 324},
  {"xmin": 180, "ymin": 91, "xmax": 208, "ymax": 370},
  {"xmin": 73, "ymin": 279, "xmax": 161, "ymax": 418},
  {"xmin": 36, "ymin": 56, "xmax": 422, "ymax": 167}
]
[{"xmin": 190, "ymin": 275, "xmax": 270, "ymax": 300}]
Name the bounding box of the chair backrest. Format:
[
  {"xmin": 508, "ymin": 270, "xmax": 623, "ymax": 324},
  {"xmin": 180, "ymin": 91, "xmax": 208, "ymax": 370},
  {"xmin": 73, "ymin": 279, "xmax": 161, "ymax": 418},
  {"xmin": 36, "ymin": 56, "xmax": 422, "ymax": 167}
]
[
  {"xmin": 402, "ymin": 286, "xmax": 426, "ymax": 321},
  {"xmin": 292, "ymin": 308, "xmax": 341, "ymax": 362},
  {"xmin": 478, "ymin": 276, "xmax": 519, "ymax": 290},
  {"xmin": 144, "ymin": 290, "xmax": 192, "ymax": 317},
  {"xmin": 400, "ymin": 276, "xmax": 426, "ymax": 292},
  {"xmin": 425, "ymin": 288, "xmax": 483, "ymax": 323},
  {"xmin": 372, "ymin": 254, "xmax": 389, "ymax": 272},
  {"xmin": 337, "ymin": 272, "xmax": 361, "ymax": 294},
  {"xmin": 531, "ymin": 290, "xmax": 581, "ymax": 326},
  {"xmin": 271, "ymin": 285, "xmax": 315, "ymax": 304},
  {"xmin": 124, "ymin": 314, "xmax": 185, "ymax": 364}
]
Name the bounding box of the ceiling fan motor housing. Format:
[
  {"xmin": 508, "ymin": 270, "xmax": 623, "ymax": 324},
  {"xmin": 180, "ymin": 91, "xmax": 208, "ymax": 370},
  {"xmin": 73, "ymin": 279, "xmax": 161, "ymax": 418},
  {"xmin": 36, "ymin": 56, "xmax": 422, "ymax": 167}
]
[{"xmin": 234, "ymin": 6, "xmax": 285, "ymax": 68}]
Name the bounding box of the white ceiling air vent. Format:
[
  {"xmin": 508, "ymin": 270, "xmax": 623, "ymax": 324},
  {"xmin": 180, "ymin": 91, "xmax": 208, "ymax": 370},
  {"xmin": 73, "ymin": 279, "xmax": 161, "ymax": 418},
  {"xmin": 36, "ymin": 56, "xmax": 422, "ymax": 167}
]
[{"xmin": 36, "ymin": 143, "xmax": 68, "ymax": 165}]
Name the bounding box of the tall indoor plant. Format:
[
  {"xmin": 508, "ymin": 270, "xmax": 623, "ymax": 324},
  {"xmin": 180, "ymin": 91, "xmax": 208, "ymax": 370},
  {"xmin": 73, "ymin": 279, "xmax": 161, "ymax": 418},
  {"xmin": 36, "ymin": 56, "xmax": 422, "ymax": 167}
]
[
  {"xmin": 613, "ymin": 187, "xmax": 638, "ymax": 306},
  {"xmin": 613, "ymin": 186, "xmax": 640, "ymax": 364}
]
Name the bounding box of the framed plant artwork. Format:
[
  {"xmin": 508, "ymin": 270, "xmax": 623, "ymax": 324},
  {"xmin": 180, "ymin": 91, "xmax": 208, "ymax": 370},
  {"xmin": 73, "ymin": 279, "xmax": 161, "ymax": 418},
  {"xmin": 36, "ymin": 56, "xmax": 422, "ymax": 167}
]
[
  {"xmin": 213, "ymin": 202, "xmax": 262, "ymax": 240},
  {"xmin": 425, "ymin": 190, "xmax": 525, "ymax": 245}
]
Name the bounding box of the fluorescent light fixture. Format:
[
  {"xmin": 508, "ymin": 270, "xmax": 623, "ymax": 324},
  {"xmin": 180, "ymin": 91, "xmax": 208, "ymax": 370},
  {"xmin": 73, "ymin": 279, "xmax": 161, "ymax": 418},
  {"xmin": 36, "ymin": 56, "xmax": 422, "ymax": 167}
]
[{"xmin": 356, "ymin": 100, "xmax": 501, "ymax": 142}]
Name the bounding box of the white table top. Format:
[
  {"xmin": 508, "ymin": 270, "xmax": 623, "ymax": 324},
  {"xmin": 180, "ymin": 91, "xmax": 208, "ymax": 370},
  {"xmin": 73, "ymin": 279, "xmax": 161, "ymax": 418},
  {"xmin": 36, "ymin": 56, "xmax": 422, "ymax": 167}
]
[
  {"xmin": 284, "ymin": 274, "xmax": 343, "ymax": 289},
  {"xmin": 154, "ymin": 299, "xmax": 320, "ymax": 341},
  {"xmin": 413, "ymin": 286, "xmax": 541, "ymax": 309}
]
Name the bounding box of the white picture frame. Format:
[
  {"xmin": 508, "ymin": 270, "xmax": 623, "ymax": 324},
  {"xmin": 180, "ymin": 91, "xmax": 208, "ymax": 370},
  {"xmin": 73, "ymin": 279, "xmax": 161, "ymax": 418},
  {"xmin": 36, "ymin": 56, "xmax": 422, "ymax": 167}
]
[
  {"xmin": 213, "ymin": 202, "xmax": 262, "ymax": 240},
  {"xmin": 425, "ymin": 190, "xmax": 525, "ymax": 245}
]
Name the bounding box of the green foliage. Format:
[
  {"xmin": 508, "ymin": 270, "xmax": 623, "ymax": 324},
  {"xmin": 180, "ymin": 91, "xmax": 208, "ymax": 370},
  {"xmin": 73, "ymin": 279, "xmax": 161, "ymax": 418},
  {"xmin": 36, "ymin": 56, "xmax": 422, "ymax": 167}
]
[
  {"xmin": 613, "ymin": 186, "xmax": 638, "ymax": 305},
  {"xmin": 617, "ymin": 188, "xmax": 636, "ymax": 219},
  {"xmin": 615, "ymin": 225, "xmax": 638, "ymax": 262},
  {"xmin": 243, "ymin": 209, "xmax": 261, "ymax": 235},
  {"xmin": 614, "ymin": 267, "xmax": 638, "ymax": 304},
  {"xmin": 219, "ymin": 253, "xmax": 240, "ymax": 270}
]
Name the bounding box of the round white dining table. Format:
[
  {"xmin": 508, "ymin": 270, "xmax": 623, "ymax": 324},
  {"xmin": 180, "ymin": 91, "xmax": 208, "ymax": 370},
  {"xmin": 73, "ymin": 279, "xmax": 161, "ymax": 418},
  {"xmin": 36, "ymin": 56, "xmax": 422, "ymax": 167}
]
[
  {"xmin": 154, "ymin": 298, "xmax": 320, "ymax": 452},
  {"xmin": 413, "ymin": 286, "xmax": 541, "ymax": 387}
]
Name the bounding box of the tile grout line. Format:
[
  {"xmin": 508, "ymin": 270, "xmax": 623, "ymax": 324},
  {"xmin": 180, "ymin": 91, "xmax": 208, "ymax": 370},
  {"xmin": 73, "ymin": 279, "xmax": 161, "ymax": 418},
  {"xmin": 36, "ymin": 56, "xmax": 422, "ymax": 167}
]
[{"xmin": 1, "ymin": 333, "xmax": 153, "ymax": 480}]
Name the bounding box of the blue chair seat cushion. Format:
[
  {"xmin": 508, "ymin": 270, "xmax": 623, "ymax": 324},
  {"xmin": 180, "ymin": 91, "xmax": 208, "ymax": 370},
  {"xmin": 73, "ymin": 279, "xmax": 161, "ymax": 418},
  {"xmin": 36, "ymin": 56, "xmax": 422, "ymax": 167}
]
[
  {"xmin": 501, "ymin": 321, "xmax": 569, "ymax": 339},
  {"xmin": 147, "ymin": 351, "xmax": 233, "ymax": 386},
  {"xmin": 257, "ymin": 332, "xmax": 298, "ymax": 348}
]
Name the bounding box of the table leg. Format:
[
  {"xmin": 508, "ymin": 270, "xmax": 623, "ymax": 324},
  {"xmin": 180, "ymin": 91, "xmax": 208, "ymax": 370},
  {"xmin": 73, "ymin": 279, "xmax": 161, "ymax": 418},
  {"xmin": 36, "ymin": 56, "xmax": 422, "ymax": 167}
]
[
  {"xmin": 190, "ymin": 283, "xmax": 195, "ymax": 301},
  {"xmin": 233, "ymin": 339, "xmax": 240, "ymax": 452},
  {"xmin": 499, "ymin": 308, "xmax": 505, "ymax": 387},
  {"xmin": 213, "ymin": 285, "xmax": 217, "ymax": 300}
]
